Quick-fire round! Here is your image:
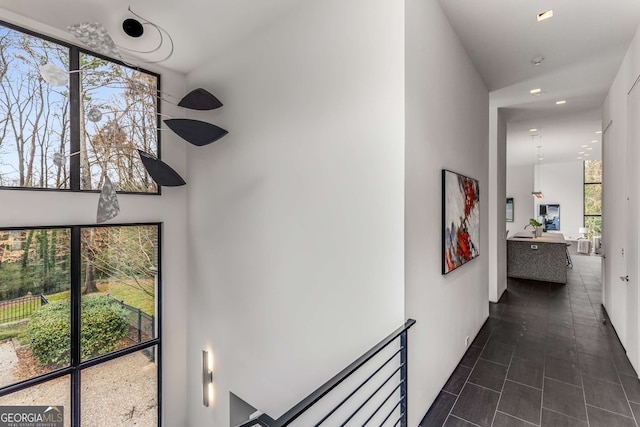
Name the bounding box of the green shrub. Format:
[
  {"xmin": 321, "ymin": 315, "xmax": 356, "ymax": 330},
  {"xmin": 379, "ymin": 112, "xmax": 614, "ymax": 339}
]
[{"xmin": 27, "ymin": 295, "xmax": 129, "ymax": 366}]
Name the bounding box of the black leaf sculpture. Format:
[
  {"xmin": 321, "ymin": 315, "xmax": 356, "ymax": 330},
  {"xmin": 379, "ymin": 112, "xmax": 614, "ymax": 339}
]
[
  {"xmin": 164, "ymin": 118, "xmax": 228, "ymax": 146},
  {"xmin": 178, "ymin": 88, "xmax": 223, "ymax": 110},
  {"xmin": 138, "ymin": 150, "xmax": 186, "ymax": 187}
]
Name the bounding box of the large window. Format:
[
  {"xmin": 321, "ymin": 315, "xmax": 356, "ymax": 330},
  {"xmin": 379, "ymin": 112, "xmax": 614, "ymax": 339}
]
[
  {"xmin": 584, "ymin": 160, "xmax": 602, "ymax": 238},
  {"xmin": 0, "ymin": 21, "xmax": 159, "ymax": 193},
  {"xmin": 0, "ymin": 224, "xmax": 160, "ymax": 426}
]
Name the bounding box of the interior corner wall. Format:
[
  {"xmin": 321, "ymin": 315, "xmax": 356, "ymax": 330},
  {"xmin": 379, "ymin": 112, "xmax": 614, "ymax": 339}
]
[
  {"xmin": 489, "ymin": 108, "xmax": 507, "ymax": 302},
  {"xmin": 0, "ymin": 10, "xmax": 189, "ymax": 427},
  {"xmin": 405, "ymin": 1, "xmax": 489, "ymax": 424},
  {"xmin": 184, "ymin": 1, "xmax": 406, "ymax": 425},
  {"xmin": 602, "ymin": 24, "xmax": 640, "ymax": 370},
  {"xmin": 506, "ymin": 164, "xmax": 534, "ymax": 234}
]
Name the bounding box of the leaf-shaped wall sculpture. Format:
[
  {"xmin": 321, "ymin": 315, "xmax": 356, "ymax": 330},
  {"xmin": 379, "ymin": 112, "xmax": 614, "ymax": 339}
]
[
  {"xmin": 97, "ymin": 176, "xmax": 120, "ymax": 223},
  {"xmin": 67, "ymin": 22, "xmax": 122, "ymax": 60},
  {"xmin": 164, "ymin": 118, "xmax": 228, "ymax": 146},
  {"xmin": 178, "ymin": 88, "xmax": 223, "ymax": 110},
  {"xmin": 40, "ymin": 63, "xmax": 69, "ymax": 87},
  {"xmin": 138, "ymin": 150, "xmax": 186, "ymax": 187}
]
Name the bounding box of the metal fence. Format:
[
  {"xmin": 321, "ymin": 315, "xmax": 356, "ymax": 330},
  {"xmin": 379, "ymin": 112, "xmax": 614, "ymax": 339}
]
[
  {"xmin": 0, "ymin": 294, "xmax": 48, "ymax": 325},
  {"xmin": 107, "ymin": 295, "xmax": 155, "ymax": 343}
]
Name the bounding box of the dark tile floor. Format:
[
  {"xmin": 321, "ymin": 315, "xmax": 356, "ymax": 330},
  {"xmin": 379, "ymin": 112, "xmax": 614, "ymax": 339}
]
[{"xmin": 420, "ymin": 255, "xmax": 640, "ymax": 427}]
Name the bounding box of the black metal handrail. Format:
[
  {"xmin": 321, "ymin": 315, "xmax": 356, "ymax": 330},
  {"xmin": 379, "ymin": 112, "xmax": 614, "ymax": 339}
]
[{"xmin": 237, "ymin": 319, "xmax": 416, "ymax": 427}]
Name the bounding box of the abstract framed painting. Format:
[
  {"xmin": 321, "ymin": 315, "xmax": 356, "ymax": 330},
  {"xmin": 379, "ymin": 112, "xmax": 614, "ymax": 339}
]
[{"xmin": 442, "ymin": 169, "xmax": 480, "ymax": 274}]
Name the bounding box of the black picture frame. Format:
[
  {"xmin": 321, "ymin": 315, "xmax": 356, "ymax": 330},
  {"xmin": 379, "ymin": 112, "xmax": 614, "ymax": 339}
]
[
  {"xmin": 506, "ymin": 197, "xmax": 514, "ymax": 222},
  {"xmin": 442, "ymin": 169, "xmax": 480, "ymax": 274}
]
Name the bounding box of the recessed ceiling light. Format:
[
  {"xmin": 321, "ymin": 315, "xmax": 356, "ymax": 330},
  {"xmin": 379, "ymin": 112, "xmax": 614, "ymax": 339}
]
[
  {"xmin": 591, "ymin": 140, "xmax": 598, "ymax": 143},
  {"xmin": 537, "ymin": 10, "xmax": 554, "ymax": 22},
  {"xmin": 579, "ymin": 151, "xmax": 585, "ymax": 154},
  {"xmin": 556, "ymin": 100, "xmax": 567, "ymax": 105},
  {"xmin": 581, "ymin": 144, "xmax": 588, "ymax": 148},
  {"xmin": 529, "ymin": 128, "xmax": 538, "ymax": 132},
  {"xmin": 538, "ymin": 157, "xmax": 544, "ymax": 161},
  {"xmin": 596, "ymin": 131, "xmax": 602, "ymax": 134},
  {"xmin": 587, "ymin": 147, "xmax": 593, "ymax": 151},
  {"xmin": 530, "ymin": 88, "xmax": 542, "ymax": 94},
  {"xmin": 577, "ymin": 157, "xmax": 583, "ymax": 160},
  {"xmin": 584, "ymin": 153, "xmax": 590, "ymax": 157}
]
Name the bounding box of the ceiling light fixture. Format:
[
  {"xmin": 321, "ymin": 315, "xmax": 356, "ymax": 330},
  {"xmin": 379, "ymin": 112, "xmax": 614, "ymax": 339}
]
[
  {"xmin": 596, "ymin": 131, "xmax": 602, "ymax": 134},
  {"xmin": 530, "ymin": 88, "xmax": 542, "ymax": 94},
  {"xmin": 577, "ymin": 157, "xmax": 583, "ymax": 160},
  {"xmin": 529, "ymin": 128, "xmax": 538, "ymax": 132},
  {"xmin": 591, "ymin": 140, "xmax": 598, "ymax": 143},
  {"xmin": 587, "ymin": 147, "xmax": 593, "ymax": 151},
  {"xmin": 537, "ymin": 10, "xmax": 554, "ymax": 22},
  {"xmin": 581, "ymin": 144, "xmax": 588, "ymax": 148},
  {"xmin": 556, "ymin": 100, "xmax": 567, "ymax": 105}
]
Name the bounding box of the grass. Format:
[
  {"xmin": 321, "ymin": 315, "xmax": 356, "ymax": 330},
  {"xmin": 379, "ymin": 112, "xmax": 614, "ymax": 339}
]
[
  {"xmin": 0, "ymin": 322, "xmax": 28, "ymax": 344},
  {"xmin": 44, "ymin": 281, "xmax": 155, "ymax": 315},
  {"xmin": 0, "ymin": 279, "xmax": 154, "ymax": 332},
  {"xmin": 93, "ymin": 281, "xmax": 155, "ymax": 316}
]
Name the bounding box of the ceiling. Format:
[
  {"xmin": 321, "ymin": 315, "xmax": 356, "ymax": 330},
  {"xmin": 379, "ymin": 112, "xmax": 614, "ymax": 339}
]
[
  {"xmin": 437, "ymin": 0, "xmax": 640, "ymax": 166},
  {"xmin": 0, "ymin": 0, "xmax": 304, "ymax": 74},
  {"xmin": 0, "ymin": 0, "xmax": 638, "ymax": 166}
]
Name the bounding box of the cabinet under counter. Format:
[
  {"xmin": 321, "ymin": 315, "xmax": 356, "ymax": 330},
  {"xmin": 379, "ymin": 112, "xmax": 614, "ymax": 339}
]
[{"xmin": 507, "ymin": 232, "xmax": 568, "ymax": 284}]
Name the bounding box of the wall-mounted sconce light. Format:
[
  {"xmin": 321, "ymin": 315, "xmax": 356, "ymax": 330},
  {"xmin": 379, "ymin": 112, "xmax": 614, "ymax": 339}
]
[{"xmin": 202, "ymin": 350, "xmax": 213, "ymax": 407}]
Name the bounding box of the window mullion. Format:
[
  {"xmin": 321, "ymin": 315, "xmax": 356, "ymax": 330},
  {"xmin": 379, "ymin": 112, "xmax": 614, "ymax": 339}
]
[
  {"xmin": 69, "ymin": 48, "xmax": 80, "ymax": 192},
  {"xmin": 70, "ymin": 226, "xmax": 81, "ymax": 425}
]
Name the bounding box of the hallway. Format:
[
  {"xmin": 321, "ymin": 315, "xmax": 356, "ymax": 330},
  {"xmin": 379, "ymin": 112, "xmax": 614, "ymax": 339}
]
[{"xmin": 420, "ymin": 256, "xmax": 640, "ymax": 427}]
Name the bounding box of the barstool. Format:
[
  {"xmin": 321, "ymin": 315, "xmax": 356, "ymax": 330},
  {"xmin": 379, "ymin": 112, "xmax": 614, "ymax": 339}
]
[{"xmin": 565, "ymin": 243, "xmax": 573, "ymax": 268}]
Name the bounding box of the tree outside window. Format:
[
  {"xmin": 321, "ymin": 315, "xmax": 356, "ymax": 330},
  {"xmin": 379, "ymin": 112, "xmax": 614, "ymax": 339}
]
[{"xmin": 584, "ymin": 160, "xmax": 602, "ymax": 239}]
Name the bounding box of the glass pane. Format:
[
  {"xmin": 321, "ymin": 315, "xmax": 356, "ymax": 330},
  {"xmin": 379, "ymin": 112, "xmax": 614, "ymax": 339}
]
[
  {"xmin": 79, "ymin": 53, "xmax": 158, "ymax": 193},
  {"xmin": 81, "ymin": 347, "xmax": 158, "ymax": 426},
  {"xmin": 0, "ymin": 25, "xmax": 70, "ymax": 189},
  {"xmin": 584, "ymin": 183, "xmax": 602, "ymax": 215},
  {"xmin": 0, "ymin": 375, "xmax": 71, "ymax": 427},
  {"xmin": 81, "ymin": 226, "xmax": 157, "ymax": 361},
  {"xmin": 584, "ymin": 216, "xmax": 602, "ymax": 239},
  {"xmin": 584, "ymin": 160, "xmax": 602, "ymax": 183},
  {"xmin": 0, "ymin": 229, "xmax": 71, "ymax": 386}
]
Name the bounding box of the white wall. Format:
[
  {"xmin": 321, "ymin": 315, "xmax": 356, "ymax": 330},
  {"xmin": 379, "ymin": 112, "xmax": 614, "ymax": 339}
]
[
  {"xmin": 0, "ymin": 9, "xmax": 189, "ymax": 427},
  {"xmin": 489, "ymin": 108, "xmax": 507, "ymax": 302},
  {"xmin": 405, "ymin": 1, "xmax": 489, "ymax": 425},
  {"xmin": 506, "ymin": 161, "xmax": 584, "ymax": 238},
  {"xmin": 534, "ymin": 161, "xmax": 584, "ymax": 237},
  {"xmin": 602, "ymin": 25, "xmax": 640, "ymax": 370},
  {"xmin": 506, "ymin": 164, "xmax": 534, "ymax": 235},
  {"xmin": 185, "ymin": 1, "xmax": 406, "ymax": 425}
]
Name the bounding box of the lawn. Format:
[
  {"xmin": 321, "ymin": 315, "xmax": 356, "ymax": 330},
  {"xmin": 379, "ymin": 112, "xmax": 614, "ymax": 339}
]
[
  {"xmin": 0, "ymin": 279, "xmax": 154, "ymax": 329},
  {"xmin": 45, "ymin": 281, "xmax": 155, "ymax": 315}
]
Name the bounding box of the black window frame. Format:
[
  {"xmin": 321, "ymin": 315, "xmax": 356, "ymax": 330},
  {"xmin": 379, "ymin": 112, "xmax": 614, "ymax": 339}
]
[
  {"xmin": 0, "ymin": 19, "xmax": 162, "ymax": 195},
  {"xmin": 0, "ymin": 222, "xmax": 162, "ymax": 426},
  {"xmin": 583, "ymin": 160, "xmax": 602, "ymax": 236}
]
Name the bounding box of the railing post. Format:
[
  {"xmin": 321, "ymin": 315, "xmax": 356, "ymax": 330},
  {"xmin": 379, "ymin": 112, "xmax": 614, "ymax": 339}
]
[{"xmin": 400, "ymin": 329, "xmax": 408, "ymax": 427}]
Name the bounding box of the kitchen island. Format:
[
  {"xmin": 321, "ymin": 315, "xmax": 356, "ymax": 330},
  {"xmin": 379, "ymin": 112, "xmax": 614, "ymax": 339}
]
[{"xmin": 507, "ymin": 232, "xmax": 568, "ymax": 284}]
